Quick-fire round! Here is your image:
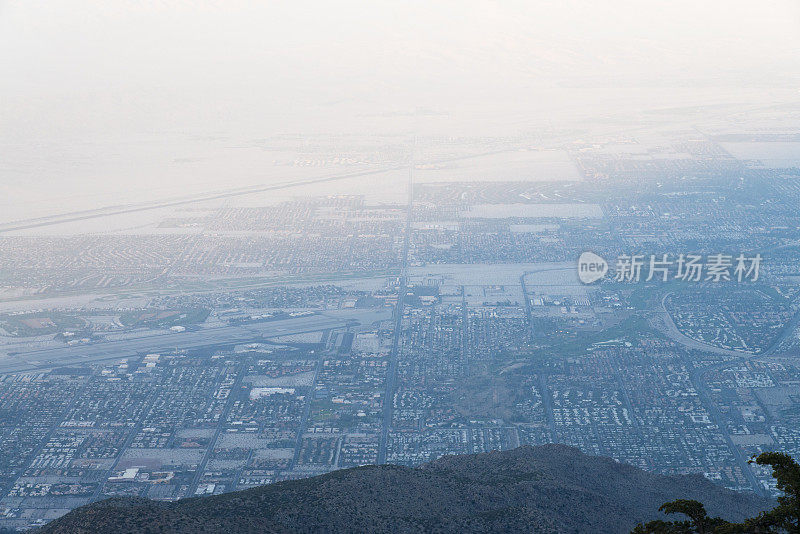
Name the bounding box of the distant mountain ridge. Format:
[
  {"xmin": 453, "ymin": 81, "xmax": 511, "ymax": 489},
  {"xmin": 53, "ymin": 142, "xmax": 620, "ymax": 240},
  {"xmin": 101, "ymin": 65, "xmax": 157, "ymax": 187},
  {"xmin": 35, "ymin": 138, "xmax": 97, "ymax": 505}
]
[{"xmin": 39, "ymin": 444, "xmax": 771, "ymax": 534}]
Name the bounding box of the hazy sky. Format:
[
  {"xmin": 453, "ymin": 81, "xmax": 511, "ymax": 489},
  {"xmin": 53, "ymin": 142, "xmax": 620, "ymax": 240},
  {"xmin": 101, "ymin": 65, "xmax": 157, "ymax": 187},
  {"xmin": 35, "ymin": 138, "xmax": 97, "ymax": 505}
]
[
  {"xmin": 1, "ymin": 1, "xmax": 799, "ymax": 220},
  {"xmin": 3, "ymin": 1, "xmax": 799, "ymax": 133}
]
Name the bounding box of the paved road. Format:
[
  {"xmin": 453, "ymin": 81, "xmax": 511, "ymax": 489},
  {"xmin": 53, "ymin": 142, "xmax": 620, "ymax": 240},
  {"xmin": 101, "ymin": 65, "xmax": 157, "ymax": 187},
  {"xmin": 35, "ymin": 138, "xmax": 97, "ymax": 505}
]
[
  {"xmin": 377, "ymin": 159, "xmax": 413, "ymax": 464},
  {"xmin": 0, "ymin": 309, "xmax": 390, "ymax": 374},
  {"xmin": 650, "ymin": 292, "xmax": 757, "ymax": 358},
  {"xmin": 652, "ymin": 291, "xmax": 800, "ymax": 496},
  {"xmin": 653, "ymin": 291, "xmax": 800, "ymax": 358},
  {"xmin": 0, "ymin": 148, "xmax": 532, "ymax": 235},
  {"xmin": 0, "ymin": 168, "xmax": 409, "ymax": 234}
]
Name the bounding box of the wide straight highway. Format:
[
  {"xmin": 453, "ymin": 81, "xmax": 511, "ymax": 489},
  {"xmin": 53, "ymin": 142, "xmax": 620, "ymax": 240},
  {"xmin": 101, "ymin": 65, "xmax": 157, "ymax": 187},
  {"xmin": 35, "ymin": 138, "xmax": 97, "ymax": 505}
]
[{"xmin": 0, "ymin": 309, "xmax": 391, "ymax": 374}]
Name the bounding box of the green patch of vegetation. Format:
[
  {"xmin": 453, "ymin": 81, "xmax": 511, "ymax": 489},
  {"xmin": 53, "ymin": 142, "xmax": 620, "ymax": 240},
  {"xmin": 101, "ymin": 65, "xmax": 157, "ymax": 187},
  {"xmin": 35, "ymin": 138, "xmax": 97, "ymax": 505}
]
[
  {"xmin": 449, "ymin": 371, "xmax": 527, "ymax": 422},
  {"xmin": 539, "ymin": 314, "xmax": 666, "ymax": 359},
  {"xmin": 119, "ymin": 308, "xmax": 209, "ymax": 329},
  {"xmin": 0, "ymin": 312, "xmax": 86, "ymax": 337}
]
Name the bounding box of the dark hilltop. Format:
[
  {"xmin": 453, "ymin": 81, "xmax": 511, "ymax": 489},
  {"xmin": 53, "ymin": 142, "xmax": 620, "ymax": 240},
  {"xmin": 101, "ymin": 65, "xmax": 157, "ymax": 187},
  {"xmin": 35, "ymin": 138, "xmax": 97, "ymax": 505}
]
[{"xmin": 39, "ymin": 444, "xmax": 771, "ymax": 534}]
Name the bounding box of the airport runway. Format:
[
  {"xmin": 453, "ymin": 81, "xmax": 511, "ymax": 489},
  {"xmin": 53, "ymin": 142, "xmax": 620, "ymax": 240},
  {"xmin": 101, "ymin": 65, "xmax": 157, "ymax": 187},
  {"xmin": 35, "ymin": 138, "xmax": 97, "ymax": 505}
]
[{"xmin": 0, "ymin": 309, "xmax": 391, "ymax": 374}]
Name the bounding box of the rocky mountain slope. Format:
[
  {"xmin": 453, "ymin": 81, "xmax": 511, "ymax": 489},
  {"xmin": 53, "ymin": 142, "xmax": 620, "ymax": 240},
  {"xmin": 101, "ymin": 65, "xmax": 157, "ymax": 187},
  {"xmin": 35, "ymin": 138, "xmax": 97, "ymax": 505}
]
[{"xmin": 40, "ymin": 444, "xmax": 772, "ymax": 533}]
